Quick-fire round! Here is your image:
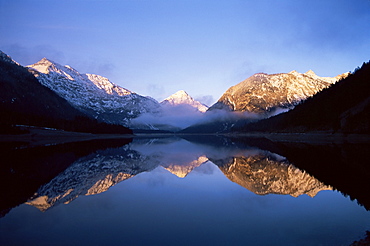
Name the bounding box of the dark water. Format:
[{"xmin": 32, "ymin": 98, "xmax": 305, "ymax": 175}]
[{"xmin": 0, "ymin": 136, "xmax": 369, "ymax": 246}]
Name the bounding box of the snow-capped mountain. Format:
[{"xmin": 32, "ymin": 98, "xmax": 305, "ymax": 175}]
[
  {"xmin": 27, "ymin": 58, "xmax": 160, "ymax": 126},
  {"xmin": 210, "ymin": 70, "xmax": 349, "ymax": 115},
  {"xmin": 130, "ymin": 90, "xmax": 209, "ymax": 131},
  {"xmin": 26, "ymin": 58, "xmax": 209, "ymax": 130},
  {"xmin": 0, "ymin": 51, "xmax": 132, "ymax": 134},
  {"xmin": 161, "ymin": 90, "xmax": 208, "ymax": 113}
]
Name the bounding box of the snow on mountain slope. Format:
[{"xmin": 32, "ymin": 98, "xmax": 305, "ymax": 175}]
[
  {"xmin": 27, "ymin": 58, "xmax": 160, "ymax": 125},
  {"xmin": 130, "ymin": 90, "xmax": 209, "ymax": 130},
  {"xmin": 210, "ymin": 70, "xmax": 349, "ymax": 116},
  {"xmin": 85, "ymin": 73, "xmax": 132, "ymax": 96},
  {"xmin": 161, "ymin": 90, "xmax": 208, "ymax": 113}
]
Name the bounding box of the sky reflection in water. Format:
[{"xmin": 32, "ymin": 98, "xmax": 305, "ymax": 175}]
[{"xmin": 1, "ymin": 137, "xmax": 369, "ymax": 246}]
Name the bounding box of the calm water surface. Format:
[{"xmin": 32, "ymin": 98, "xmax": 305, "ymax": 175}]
[{"xmin": 0, "ymin": 136, "xmax": 369, "ymax": 246}]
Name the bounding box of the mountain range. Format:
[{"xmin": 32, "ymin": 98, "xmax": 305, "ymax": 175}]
[
  {"xmin": 1, "ymin": 50, "xmax": 368, "ymax": 134},
  {"xmin": 1, "ymin": 51, "xmax": 211, "ymax": 132},
  {"xmin": 27, "ymin": 57, "xmax": 161, "ymax": 126},
  {"xmin": 27, "ymin": 56, "xmax": 209, "ymax": 131}
]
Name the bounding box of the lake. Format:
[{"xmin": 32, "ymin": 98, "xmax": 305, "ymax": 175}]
[{"xmin": 1, "ymin": 135, "xmax": 369, "ymax": 246}]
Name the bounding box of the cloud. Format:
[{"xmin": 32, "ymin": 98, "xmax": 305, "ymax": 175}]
[
  {"xmin": 131, "ymin": 103, "xmax": 205, "ymax": 129},
  {"xmin": 131, "ymin": 101, "xmax": 268, "ymax": 131},
  {"xmin": 195, "ymin": 95, "xmax": 214, "ymax": 107},
  {"xmin": 195, "ymin": 109, "xmax": 262, "ymax": 126}
]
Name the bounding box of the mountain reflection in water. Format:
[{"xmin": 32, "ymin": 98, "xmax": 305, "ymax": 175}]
[
  {"xmin": 23, "ymin": 137, "xmax": 333, "ymax": 212},
  {"xmin": 1, "ymin": 136, "xmax": 369, "ymax": 246}
]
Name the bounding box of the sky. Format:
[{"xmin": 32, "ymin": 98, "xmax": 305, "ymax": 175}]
[{"xmin": 1, "ymin": 0, "xmax": 369, "ymax": 106}]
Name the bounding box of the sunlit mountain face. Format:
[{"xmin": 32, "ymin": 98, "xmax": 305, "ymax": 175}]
[
  {"xmin": 209, "ymin": 70, "xmax": 348, "ymax": 115},
  {"xmin": 181, "ymin": 70, "xmax": 350, "ymax": 134}
]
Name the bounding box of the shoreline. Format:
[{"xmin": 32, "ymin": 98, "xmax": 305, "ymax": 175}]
[
  {"xmin": 224, "ymin": 132, "xmax": 370, "ymax": 144},
  {"xmin": 1, "ymin": 127, "xmax": 369, "ymax": 148},
  {"xmin": 0, "ymin": 127, "xmax": 134, "ymax": 148}
]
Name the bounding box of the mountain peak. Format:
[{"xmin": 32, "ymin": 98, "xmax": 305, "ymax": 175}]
[
  {"xmin": 174, "ymin": 90, "xmax": 189, "ymax": 96},
  {"xmin": 40, "ymin": 57, "xmax": 50, "ymax": 62},
  {"xmin": 163, "ymin": 90, "xmax": 192, "ymax": 102},
  {"xmin": 36, "ymin": 57, "xmax": 55, "ymax": 65},
  {"xmin": 305, "ymin": 70, "xmax": 317, "ymax": 77},
  {"xmin": 288, "ymin": 70, "xmax": 300, "ymax": 75},
  {"xmin": 28, "ymin": 58, "xmax": 86, "ymax": 82},
  {"xmin": 161, "ymin": 90, "xmax": 208, "ymax": 112},
  {"xmin": 28, "ymin": 57, "xmax": 61, "ymax": 74}
]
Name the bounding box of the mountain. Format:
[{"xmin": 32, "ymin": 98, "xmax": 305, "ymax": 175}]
[
  {"xmin": 181, "ymin": 70, "xmax": 348, "ymax": 134},
  {"xmin": 0, "ymin": 50, "xmax": 131, "ymax": 134},
  {"xmin": 161, "ymin": 90, "xmax": 208, "ymax": 113},
  {"xmin": 130, "ymin": 90, "xmax": 209, "ymax": 132},
  {"xmin": 235, "ymin": 61, "xmax": 370, "ymax": 133},
  {"xmin": 27, "ymin": 58, "xmax": 160, "ymax": 126},
  {"xmin": 0, "ymin": 51, "xmax": 80, "ymax": 122},
  {"xmin": 27, "ymin": 59, "xmax": 209, "ymax": 131},
  {"xmin": 209, "ymin": 70, "xmax": 348, "ymax": 116}
]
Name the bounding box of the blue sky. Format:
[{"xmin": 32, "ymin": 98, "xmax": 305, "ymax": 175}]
[{"xmin": 1, "ymin": 0, "xmax": 369, "ymax": 105}]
